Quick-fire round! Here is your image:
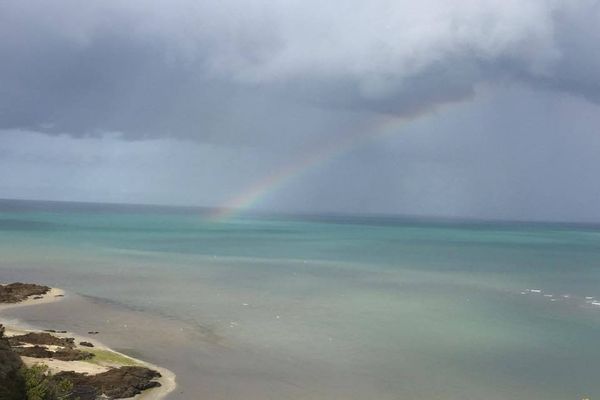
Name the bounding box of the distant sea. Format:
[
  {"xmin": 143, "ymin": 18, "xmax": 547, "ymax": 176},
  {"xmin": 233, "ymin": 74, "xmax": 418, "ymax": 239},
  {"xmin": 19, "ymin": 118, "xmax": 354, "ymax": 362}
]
[{"xmin": 2, "ymin": 199, "xmax": 600, "ymax": 399}]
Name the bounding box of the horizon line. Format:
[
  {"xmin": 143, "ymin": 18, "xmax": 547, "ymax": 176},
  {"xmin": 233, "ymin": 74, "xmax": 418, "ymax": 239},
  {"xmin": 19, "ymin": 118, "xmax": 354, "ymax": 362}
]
[{"xmin": 1, "ymin": 197, "xmax": 600, "ymax": 227}]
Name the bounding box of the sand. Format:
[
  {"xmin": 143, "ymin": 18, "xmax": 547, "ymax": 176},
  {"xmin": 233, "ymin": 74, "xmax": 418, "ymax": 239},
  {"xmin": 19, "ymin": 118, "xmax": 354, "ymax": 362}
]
[
  {"xmin": 21, "ymin": 356, "xmax": 110, "ymax": 375},
  {"xmin": 0, "ymin": 287, "xmax": 65, "ymax": 311}
]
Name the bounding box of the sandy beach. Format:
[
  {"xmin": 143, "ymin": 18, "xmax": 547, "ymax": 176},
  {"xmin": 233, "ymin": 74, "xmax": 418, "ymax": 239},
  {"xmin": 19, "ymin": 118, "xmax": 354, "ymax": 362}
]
[
  {"xmin": 0, "ymin": 287, "xmax": 66, "ymax": 311},
  {"xmin": 0, "ymin": 284, "xmax": 176, "ymax": 400}
]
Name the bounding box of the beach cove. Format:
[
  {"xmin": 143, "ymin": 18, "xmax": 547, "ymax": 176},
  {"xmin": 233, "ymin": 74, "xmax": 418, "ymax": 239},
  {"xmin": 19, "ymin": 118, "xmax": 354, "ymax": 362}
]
[{"xmin": 0, "ymin": 282, "xmax": 176, "ymax": 400}]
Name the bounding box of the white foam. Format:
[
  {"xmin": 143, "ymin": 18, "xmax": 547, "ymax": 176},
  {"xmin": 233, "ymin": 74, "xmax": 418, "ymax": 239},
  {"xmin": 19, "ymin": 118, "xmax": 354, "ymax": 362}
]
[{"xmin": 530, "ymin": 289, "xmax": 542, "ymax": 293}]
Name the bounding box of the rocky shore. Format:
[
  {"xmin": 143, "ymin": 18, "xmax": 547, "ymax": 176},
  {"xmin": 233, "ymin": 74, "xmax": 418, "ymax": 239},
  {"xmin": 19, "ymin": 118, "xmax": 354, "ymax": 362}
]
[
  {"xmin": 0, "ymin": 282, "xmax": 51, "ymax": 303},
  {"xmin": 0, "ymin": 282, "xmax": 175, "ymax": 400}
]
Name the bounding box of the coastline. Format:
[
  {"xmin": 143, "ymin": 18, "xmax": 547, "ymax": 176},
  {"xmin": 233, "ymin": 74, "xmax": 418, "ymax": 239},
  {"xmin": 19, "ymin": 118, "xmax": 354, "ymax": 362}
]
[
  {"xmin": 0, "ymin": 284, "xmax": 176, "ymax": 400},
  {"xmin": 0, "ymin": 287, "xmax": 66, "ymax": 311}
]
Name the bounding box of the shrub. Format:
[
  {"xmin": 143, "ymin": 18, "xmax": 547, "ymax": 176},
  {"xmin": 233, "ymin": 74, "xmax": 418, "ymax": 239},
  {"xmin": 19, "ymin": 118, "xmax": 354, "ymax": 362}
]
[{"xmin": 21, "ymin": 364, "xmax": 73, "ymax": 400}]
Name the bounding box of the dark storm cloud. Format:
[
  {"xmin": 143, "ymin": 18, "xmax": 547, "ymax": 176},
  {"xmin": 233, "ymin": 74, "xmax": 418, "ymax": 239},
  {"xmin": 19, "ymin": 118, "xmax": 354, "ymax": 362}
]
[
  {"xmin": 1, "ymin": 0, "xmax": 599, "ymax": 143},
  {"xmin": 508, "ymin": 2, "xmax": 600, "ymax": 104}
]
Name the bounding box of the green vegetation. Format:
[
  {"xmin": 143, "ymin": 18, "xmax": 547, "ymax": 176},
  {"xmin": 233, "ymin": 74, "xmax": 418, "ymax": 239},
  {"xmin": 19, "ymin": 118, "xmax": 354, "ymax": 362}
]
[
  {"xmin": 21, "ymin": 364, "xmax": 73, "ymax": 400},
  {"xmin": 84, "ymin": 348, "xmax": 138, "ymax": 366}
]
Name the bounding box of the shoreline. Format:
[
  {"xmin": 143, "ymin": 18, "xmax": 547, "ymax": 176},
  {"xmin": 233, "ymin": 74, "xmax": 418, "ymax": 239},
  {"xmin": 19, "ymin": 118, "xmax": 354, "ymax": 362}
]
[
  {"xmin": 0, "ymin": 287, "xmax": 66, "ymax": 311},
  {"xmin": 0, "ymin": 284, "xmax": 176, "ymax": 400}
]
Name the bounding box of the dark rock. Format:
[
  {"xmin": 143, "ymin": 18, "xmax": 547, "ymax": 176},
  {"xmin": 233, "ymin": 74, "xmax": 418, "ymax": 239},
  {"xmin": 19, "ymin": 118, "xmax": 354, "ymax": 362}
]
[
  {"xmin": 55, "ymin": 366, "xmax": 162, "ymax": 400},
  {"xmin": 0, "ymin": 282, "xmax": 50, "ymax": 303},
  {"xmin": 33, "ymin": 296, "xmax": 44, "ymax": 299},
  {"xmin": 12, "ymin": 343, "xmax": 93, "ymax": 361},
  {"xmin": 70, "ymin": 385, "xmax": 98, "ymax": 400},
  {"xmin": 79, "ymin": 341, "xmax": 94, "ymax": 347},
  {"xmin": 87, "ymin": 331, "xmax": 99, "ymax": 335},
  {"xmin": 8, "ymin": 332, "xmax": 75, "ymax": 348},
  {"xmin": 53, "ymin": 348, "xmax": 94, "ymax": 361},
  {"xmin": 43, "ymin": 329, "xmax": 68, "ymax": 334},
  {"xmin": 14, "ymin": 345, "xmax": 53, "ymax": 358},
  {"xmin": 54, "ymin": 294, "xmax": 64, "ymax": 297}
]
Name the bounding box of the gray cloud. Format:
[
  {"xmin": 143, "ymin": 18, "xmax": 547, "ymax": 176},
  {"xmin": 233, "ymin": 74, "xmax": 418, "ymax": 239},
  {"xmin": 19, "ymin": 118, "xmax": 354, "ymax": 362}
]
[
  {"xmin": 4, "ymin": 83, "xmax": 599, "ymax": 222},
  {"xmin": 2, "ymin": 1, "xmax": 600, "ymax": 221},
  {"xmin": 1, "ymin": 0, "xmax": 599, "ymax": 143}
]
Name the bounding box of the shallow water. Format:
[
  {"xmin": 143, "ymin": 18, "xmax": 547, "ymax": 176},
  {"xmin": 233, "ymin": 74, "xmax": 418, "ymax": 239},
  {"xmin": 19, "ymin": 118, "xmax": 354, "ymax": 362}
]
[{"xmin": 1, "ymin": 199, "xmax": 600, "ymax": 399}]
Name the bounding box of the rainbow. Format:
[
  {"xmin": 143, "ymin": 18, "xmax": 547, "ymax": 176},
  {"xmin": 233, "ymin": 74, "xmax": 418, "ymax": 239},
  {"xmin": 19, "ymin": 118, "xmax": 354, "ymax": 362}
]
[{"xmin": 209, "ymin": 114, "xmax": 410, "ymax": 221}]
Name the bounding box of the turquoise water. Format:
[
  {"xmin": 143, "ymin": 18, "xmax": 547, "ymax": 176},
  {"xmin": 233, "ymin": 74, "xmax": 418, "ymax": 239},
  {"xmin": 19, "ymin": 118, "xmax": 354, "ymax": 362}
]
[{"xmin": 2, "ymin": 199, "xmax": 600, "ymax": 399}]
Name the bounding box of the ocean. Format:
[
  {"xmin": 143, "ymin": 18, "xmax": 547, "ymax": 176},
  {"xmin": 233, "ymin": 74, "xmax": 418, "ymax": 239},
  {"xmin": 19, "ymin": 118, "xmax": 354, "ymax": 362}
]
[{"xmin": 1, "ymin": 199, "xmax": 600, "ymax": 399}]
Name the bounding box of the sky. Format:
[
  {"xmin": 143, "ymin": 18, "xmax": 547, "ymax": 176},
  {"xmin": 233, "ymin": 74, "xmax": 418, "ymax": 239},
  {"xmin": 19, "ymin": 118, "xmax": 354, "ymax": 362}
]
[{"xmin": 1, "ymin": 0, "xmax": 600, "ymax": 221}]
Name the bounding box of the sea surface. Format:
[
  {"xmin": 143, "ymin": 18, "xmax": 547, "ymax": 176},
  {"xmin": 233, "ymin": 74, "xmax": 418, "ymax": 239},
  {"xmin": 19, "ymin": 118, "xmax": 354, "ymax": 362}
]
[{"xmin": 1, "ymin": 199, "xmax": 600, "ymax": 399}]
